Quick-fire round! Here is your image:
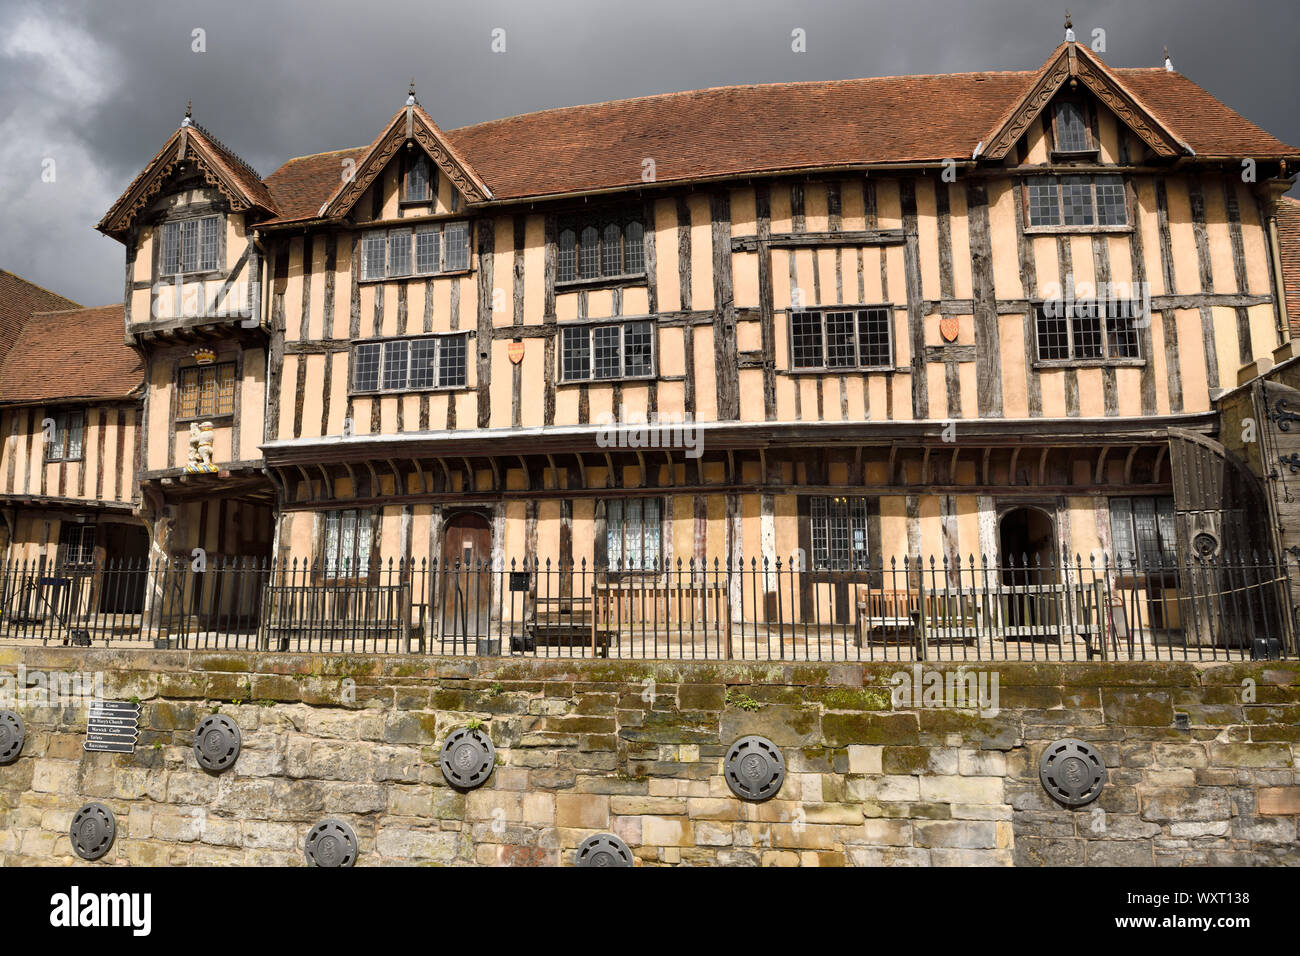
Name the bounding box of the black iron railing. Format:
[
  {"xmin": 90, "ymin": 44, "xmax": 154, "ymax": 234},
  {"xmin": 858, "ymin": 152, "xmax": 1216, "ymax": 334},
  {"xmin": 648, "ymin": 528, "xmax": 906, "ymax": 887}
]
[{"xmin": 0, "ymin": 552, "xmax": 1293, "ymax": 661}]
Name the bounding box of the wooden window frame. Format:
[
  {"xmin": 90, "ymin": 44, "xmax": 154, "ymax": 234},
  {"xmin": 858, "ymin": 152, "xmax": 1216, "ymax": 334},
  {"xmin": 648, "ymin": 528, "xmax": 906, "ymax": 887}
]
[
  {"xmin": 1049, "ymin": 99, "xmax": 1099, "ymax": 158},
  {"xmin": 401, "ymin": 154, "xmax": 434, "ymax": 206},
  {"xmin": 1109, "ymin": 496, "xmax": 1177, "ymax": 573},
  {"xmin": 359, "ymin": 220, "xmax": 472, "ymax": 281},
  {"xmin": 57, "ymin": 522, "xmax": 97, "ymax": 568},
  {"xmin": 318, "ymin": 508, "xmax": 377, "ymax": 584},
  {"xmin": 45, "ymin": 408, "xmax": 85, "ymax": 463},
  {"xmin": 349, "ymin": 333, "xmax": 471, "ymax": 395},
  {"xmin": 784, "ymin": 306, "xmax": 895, "ymax": 373},
  {"xmin": 158, "ymin": 212, "xmax": 223, "ymax": 278},
  {"xmin": 555, "ymin": 211, "xmax": 646, "ymax": 287},
  {"xmin": 557, "ymin": 320, "xmax": 656, "ymax": 384},
  {"xmin": 176, "ymin": 361, "xmax": 237, "ymax": 422},
  {"xmin": 1031, "ymin": 300, "xmax": 1146, "ymax": 368},
  {"xmin": 809, "ymin": 496, "xmax": 871, "ymax": 571},
  {"xmin": 604, "ymin": 497, "xmax": 665, "ymax": 574},
  {"xmin": 1023, "ymin": 175, "xmax": 1132, "ymax": 233}
]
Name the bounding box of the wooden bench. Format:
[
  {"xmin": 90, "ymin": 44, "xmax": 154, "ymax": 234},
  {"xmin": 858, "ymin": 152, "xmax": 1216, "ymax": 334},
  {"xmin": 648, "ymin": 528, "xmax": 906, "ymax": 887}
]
[
  {"xmin": 261, "ymin": 583, "xmax": 420, "ymax": 650},
  {"xmin": 593, "ymin": 578, "xmax": 727, "ymax": 647},
  {"xmin": 521, "ymin": 596, "xmax": 613, "ymax": 657},
  {"xmin": 855, "ymin": 581, "xmax": 1107, "ymax": 651},
  {"xmin": 854, "ymin": 588, "xmax": 919, "ymax": 648}
]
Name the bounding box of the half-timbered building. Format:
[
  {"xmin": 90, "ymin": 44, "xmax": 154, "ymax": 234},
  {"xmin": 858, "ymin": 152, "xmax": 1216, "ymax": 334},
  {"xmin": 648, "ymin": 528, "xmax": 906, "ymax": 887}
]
[
  {"xmin": 72, "ymin": 31, "xmax": 1300, "ymax": 650},
  {"xmin": 0, "ymin": 303, "xmax": 147, "ymax": 626}
]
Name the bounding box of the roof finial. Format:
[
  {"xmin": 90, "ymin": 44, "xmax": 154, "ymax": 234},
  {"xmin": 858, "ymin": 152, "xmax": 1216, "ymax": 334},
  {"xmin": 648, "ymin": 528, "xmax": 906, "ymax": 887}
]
[
  {"xmin": 182, "ymin": 99, "xmax": 192, "ymax": 128},
  {"xmin": 406, "ymin": 78, "xmax": 416, "ymax": 107},
  {"xmin": 1163, "ymin": 46, "xmax": 1174, "ymax": 72},
  {"xmin": 1064, "ymin": 9, "xmax": 1075, "ymax": 43}
]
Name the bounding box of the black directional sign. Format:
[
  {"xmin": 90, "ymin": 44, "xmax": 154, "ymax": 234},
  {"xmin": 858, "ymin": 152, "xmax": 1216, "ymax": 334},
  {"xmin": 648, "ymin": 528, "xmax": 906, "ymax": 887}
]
[{"xmin": 84, "ymin": 701, "xmax": 140, "ymax": 754}]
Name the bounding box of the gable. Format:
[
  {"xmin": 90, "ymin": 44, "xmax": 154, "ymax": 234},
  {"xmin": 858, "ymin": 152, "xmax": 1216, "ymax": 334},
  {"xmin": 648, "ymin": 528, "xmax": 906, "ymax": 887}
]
[
  {"xmin": 981, "ymin": 42, "xmax": 1189, "ymax": 162},
  {"xmin": 321, "ymin": 104, "xmax": 491, "ymax": 220},
  {"xmin": 98, "ymin": 122, "xmax": 277, "ymax": 241}
]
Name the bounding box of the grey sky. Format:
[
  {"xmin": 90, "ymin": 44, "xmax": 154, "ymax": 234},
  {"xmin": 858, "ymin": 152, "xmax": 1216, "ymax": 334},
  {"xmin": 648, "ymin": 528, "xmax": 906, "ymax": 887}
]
[{"xmin": 1, "ymin": 0, "xmax": 1296, "ymax": 307}]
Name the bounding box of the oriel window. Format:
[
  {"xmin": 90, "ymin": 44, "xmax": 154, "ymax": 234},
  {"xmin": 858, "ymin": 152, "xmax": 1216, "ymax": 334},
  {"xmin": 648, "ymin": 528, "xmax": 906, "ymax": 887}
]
[{"xmin": 160, "ymin": 215, "xmax": 220, "ymax": 275}]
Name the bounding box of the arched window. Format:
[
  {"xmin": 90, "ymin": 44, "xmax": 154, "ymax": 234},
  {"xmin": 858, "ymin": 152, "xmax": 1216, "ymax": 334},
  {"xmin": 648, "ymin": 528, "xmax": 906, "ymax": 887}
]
[
  {"xmin": 602, "ymin": 223, "xmax": 622, "ymax": 276},
  {"xmin": 557, "ymin": 228, "xmax": 576, "ymax": 282},
  {"xmin": 624, "ymin": 220, "xmax": 644, "ymax": 274},
  {"xmin": 579, "ymin": 226, "xmax": 599, "ymax": 278}
]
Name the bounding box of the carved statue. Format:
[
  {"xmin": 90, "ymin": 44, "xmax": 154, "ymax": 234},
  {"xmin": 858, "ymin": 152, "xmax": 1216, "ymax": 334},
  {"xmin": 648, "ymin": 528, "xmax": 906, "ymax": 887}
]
[{"xmin": 185, "ymin": 420, "xmax": 216, "ymax": 473}]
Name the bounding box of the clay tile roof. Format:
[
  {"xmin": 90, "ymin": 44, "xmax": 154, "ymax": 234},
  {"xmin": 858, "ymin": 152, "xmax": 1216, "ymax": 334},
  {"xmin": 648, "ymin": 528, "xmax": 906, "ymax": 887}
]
[
  {"xmin": 0, "ymin": 271, "xmax": 81, "ymax": 364},
  {"xmin": 0, "ymin": 304, "xmax": 142, "ymax": 404},
  {"xmin": 186, "ymin": 123, "xmax": 278, "ymax": 213},
  {"xmin": 1277, "ymin": 196, "xmax": 1300, "ymax": 335},
  {"xmin": 258, "ymin": 57, "xmax": 1300, "ymax": 222},
  {"xmin": 446, "ymin": 72, "xmax": 1041, "ymax": 202},
  {"xmin": 262, "ymin": 146, "xmax": 371, "ymax": 225},
  {"xmin": 1117, "ymin": 69, "xmax": 1297, "ymax": 158}
]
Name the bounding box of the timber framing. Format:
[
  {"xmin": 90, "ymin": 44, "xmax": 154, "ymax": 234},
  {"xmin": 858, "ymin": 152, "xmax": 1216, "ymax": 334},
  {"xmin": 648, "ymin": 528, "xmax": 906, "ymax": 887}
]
[{"xmin": 23, "ymin": 36, "xmax": 1296, "ymax": 586}]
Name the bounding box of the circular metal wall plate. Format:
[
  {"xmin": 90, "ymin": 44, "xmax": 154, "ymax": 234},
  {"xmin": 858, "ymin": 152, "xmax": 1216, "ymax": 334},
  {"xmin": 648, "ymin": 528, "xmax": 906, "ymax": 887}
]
[
  {"xmin": 304, "ymin": 819, "xmax": 358, "ymax": 868},
  {"xmin": 724, "ymin": 735, "xmax": 786, "ymax": 802},
  {"xmin": 0, "ymin": 710, "xmax": 25, "ymax": 765},
  {"xmin": 193, "ymin": 714, "xmax": 241, "ymax": 772},
  {"xmin": 440, "ymin": 728, "xmax": 496, "ymax": 789},
  {"xmin": 575, "ymin": 833, "xmax": 634, "ymax": 867},
  {"xmin": 70, "ymin": 803, "xmax": 116, "ymax": 861},
  {"xmin": 1040, "ymin": 738, "xmax": 1107, "ymax": 807},
  {"xmin": 1192, "ymin": 532, "xmax": 1220, "ymax": 558}
]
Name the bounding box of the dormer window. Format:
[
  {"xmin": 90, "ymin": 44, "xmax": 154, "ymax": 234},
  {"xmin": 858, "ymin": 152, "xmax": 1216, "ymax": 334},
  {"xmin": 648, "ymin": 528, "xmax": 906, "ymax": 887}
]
[
  {"xmin": 1052, "ymin": 101, "xmax": 1092, "ymax": 153},
  {"xmin": 403, "ymin": 155, "xmax": 432, "ymax": 204},
  {"xmin": 1048, "ymin": 100, "xmax": 1102, "ymax": 162},
  {"xmin": 160, "ymin": 214, "xmax": 220, "ymax": 275}
]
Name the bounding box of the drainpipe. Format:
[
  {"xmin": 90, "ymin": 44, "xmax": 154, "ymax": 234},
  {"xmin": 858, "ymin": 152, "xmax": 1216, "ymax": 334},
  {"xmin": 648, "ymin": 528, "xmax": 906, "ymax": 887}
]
[
  {"xmin": 1260, "ymin": 178, "xmax": 1295, "ymax": 347},
  {"xmin": 1266, "ymin": 195, "xmax": 1292, "ymax": 344}
]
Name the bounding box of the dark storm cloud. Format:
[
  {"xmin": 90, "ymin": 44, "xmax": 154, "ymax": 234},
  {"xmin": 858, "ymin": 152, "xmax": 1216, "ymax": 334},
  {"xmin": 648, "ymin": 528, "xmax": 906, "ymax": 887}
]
[{"xmin": 1, "ymin": 0, "xmax": 1296, "ymax": 305}]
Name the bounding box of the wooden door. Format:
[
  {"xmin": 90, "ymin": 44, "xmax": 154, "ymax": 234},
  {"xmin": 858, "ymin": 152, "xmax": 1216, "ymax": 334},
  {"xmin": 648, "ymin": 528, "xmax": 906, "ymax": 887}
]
[
  {"xmin": 441, "ymin": 512, "xmax": 492, "ymax": 643},
  {"xmin": 1168, "ymin": 428, "xmax": 1273, "ymax": 648}
]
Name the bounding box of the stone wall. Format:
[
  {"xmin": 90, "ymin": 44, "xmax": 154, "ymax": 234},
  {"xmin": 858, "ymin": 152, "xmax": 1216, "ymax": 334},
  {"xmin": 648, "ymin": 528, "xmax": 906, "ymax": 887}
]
[{"xmin": 1, "ymin": 646, "xmax": 1297, "ymax": 866}]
